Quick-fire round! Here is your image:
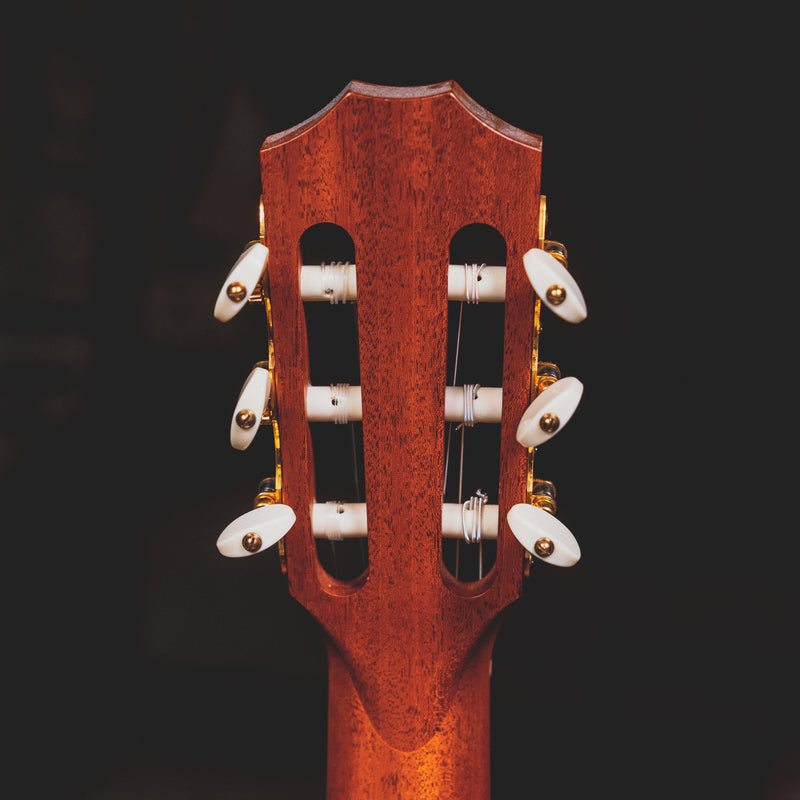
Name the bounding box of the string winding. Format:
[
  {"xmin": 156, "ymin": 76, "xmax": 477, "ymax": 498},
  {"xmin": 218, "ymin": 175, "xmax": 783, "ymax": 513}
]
[
  {"xmin": 462, "ymin": 489, "xmax": 488, "ymax": 543},
  {"xmin": 330, "ymin": 383, "xmax": 350, "ymax": 424},
  {"xmin": 459, "ymin": 384, "xmax": 481, "ymax": 429},
  {"xmin": 464, "ymin": 262, "xmax": 486, "ymax": 304},
  {"xmin": 321, "ymin": 261, "xmax": 351, "ymax": 304}
]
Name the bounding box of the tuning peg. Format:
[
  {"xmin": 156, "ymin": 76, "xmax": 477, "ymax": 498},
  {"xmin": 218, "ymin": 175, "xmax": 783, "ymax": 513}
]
[
  {"xmin": 506, "ymin": 503, "xmax": 580, "ymax": 567},
  {"xmin": 214, "ymin": 242, "xmax": 268, "ymax": 321},
  {"xmin": 523, "ymin": 244, "xmax": 587, "ymax": 323},
  {"xmin": 230, "ymin": 363, "xmax": 271, "ymax": 450},
  {"xmin": 516, "ymin": 376, "xmax": 583, "ymax": 447},
  {"xmin": 217, "ymin": 480, "xmax": 296, "ymax": 557},
  {"xmin": 507, "ymin": 480, "xmax": 580, "ymax": 567}
]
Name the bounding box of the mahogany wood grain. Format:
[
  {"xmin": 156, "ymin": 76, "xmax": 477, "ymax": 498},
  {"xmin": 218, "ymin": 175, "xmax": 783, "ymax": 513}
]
[{"xmin": 260, "ymin": 81, "xmax": 542, "ymax": 799}]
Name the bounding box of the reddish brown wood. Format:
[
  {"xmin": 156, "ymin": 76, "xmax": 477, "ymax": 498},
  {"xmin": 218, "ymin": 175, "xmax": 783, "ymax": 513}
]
[{"xmin": 260, "ymin": 81, "xmax": 542, "ymax": 799}]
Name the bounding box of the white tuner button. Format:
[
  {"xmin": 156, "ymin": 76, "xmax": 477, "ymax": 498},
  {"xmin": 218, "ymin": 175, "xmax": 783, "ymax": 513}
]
[
  {"xmin": 516, "ymin": 376, "xmax": 583, "ymax": 447},
  {"xmin": 230, "ymin": 365, "xmax": 271, "ymax": 450},
  {"xmin": 214, "ymin": 242, "xmax": 269, "ymax": 321},
  {"xmin": 216, "ymin": 504, "xmax": 296, "ymax": 558},
  {"xmin": 506, "ymin": 503, "xmax": 581, "ymax": 567},
  {"xmin": 523, "ymin": 247, "xmax": 587, "ymax": 323}
]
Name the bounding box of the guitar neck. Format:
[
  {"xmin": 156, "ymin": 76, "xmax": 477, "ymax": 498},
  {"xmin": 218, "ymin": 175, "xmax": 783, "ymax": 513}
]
[{"xmin": 325, "ymin": 628, "xmax": 498, "ymax": 799}]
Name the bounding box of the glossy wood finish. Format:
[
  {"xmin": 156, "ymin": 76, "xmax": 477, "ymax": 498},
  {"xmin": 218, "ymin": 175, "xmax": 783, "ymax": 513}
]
[{"xmin": 260, "ymin": 81, "xmax": 542, "ymax": 799}]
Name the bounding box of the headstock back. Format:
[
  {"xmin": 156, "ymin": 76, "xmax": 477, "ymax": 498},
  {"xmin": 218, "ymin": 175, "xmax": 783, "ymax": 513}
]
[
  {"xmin": 215, "ymin": 81, "xmax": 586, "ymax": 793},
  {"xmin": 261, "ymin": 80, "xmax": 539, "ymax": 742}
]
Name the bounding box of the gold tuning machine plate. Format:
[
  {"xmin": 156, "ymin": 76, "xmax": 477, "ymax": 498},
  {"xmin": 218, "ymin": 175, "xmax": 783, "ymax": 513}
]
[{"xmin": 536, "ymin": 362, "xmax": 561, "ymax": 394}]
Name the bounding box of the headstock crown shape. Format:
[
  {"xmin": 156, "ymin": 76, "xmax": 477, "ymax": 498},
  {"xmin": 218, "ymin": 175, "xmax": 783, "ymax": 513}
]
[{"xmin": 214, "ymin": 81, "xmax": 587, "ymax": 798}]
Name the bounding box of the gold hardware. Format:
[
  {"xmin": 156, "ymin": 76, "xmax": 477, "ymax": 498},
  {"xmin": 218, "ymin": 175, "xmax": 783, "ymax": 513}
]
[
  {"xmin": 536, "ymin": 362, "xmax": 561, "ymax": 393},
  {"xmin": 530, "ymin": 479, "xmax": 557, "ymax": 514},
  {"xmin": 254, "ymin": 477, "xmax": 279, "ymax": 508},
  {"xmin": 277, "ymin": 536, "xmax": 286, "ymax": 571},
  {"xmin": 248, "ymin": 284, "xmax": 265, "ymax": 305},
  {"xmin": 533, "ymin": 537, "xmax": 555, "ymax": 558},
  {"xmin": 542, "ymin": 240, "xmax": 568, "ymax": 268},
  {"xmin": 545, "ymin": 285, "xmax": 567, "ymax": 306},
  {"xmin": 263, "ymin": 293, "xmax": 287, "ymax": 575},
  {"xmin": 525, "ymin": 232, "xmax": 543, "ymax": 530},
  {"xmin": 254, "ymin": 198, "xmax": 285, "ymax": 573},
  {"xmin": 538, "ymin": 196, "xmax": 548, "ymax": 247},
  {"xmin": 524, "ymin": 480, "xmax": 557, "ymax": 576},
  {"xmin": 539, "ymin": 413, "xmax": 560, "ymax": 434},
  {"xmin": 242, "ymin": 532, "xmax": 262, "ymax": 553},
  {"xmin": 524, "ymin": 201, "xmax": 563, "ymax": 578},
  {"xmin": 249, "ymin": 477, "xmax": 282, "ymax": 561},
  {"xmin": 235, "ymin": 409, "xmax": 258, "ymax": 430},
  {"xmin": 523, "ymin": 549, "xmax": 532, "ymax": 579},
  {"xmin": 226, "ymin": 281, "xmax": 248, "ymax": 303}
]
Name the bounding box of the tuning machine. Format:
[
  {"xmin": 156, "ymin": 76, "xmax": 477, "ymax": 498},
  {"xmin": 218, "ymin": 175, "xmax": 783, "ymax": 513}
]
[
  {"xmin": 507, "ymin": 480, "xmax": 580, "ymax": 568},
  {"xmin": 213, "ymin": 242, "xmax": 268, "ymax": 321},
  {"xmin": 214, "ymin": 235, "xmax": 293, "ymax": 564},
  {"xmin": 517, "ymin": 367, "xmax": 583, "ymax": 448},
  {"xmin": 514, "ymin": 228, "xmax": 587, "ymax": 570},
  {"xmin": 217, "ymin": 478, "xmax": 295, "ymax": 558},
  {"xmin": 523, "ymin": 242, "xmax": 587, "ymax": 323},
  {"xmin": 229, "ymin": 362, "xmax": 271, "ymax": 450},
  {"xmin": 513, "ymin": 367, "xmax": 582, "ymax": 570}
]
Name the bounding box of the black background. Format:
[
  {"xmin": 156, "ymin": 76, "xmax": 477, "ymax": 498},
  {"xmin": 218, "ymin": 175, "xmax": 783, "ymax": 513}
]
[{"xmin": 3, "ymin": 3, "xmax": 795, "ymax": 799}]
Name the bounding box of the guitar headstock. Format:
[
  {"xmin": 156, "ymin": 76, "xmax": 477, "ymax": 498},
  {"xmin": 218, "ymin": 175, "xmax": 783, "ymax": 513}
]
[{"xmin": 214, "ymin": 81, "xmax": 587, "ymax": 751}]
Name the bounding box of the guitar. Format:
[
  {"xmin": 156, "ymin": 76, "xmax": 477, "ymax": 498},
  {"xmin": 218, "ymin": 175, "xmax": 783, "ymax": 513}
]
[{"xmin": 213, "ymin": 80, "xmax": 586, "ymax": 799}]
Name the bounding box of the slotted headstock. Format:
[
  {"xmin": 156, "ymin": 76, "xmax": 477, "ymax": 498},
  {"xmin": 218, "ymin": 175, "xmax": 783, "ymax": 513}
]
[{"xmin": 214, "ymin": 81, "xmax": 586, "ymax": 797}]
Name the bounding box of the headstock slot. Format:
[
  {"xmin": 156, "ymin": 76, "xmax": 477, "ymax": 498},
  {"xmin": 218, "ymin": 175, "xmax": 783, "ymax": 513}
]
[
  {"xmin": 299, "ymin": 223, "xmax": 367, "ymax": 582},
  {"xmin": 442, "ymin": 223, "xmax": 507, "ymax": 582}
]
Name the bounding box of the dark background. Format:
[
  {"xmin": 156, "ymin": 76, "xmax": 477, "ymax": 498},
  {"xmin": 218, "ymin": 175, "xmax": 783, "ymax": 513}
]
[{"xmin": 3, "ymin": 3, "xmax": 795, "ymax": 799}]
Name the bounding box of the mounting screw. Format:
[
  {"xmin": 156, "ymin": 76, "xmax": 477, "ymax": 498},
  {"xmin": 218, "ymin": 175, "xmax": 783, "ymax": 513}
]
[
  {"xmin": 539, "ymin": 412, "xmax": 560, "ymax": 434},
  {"xmin": 533, "ymin": 537, "xmax": 555, "ymax": 558},
  {"xmin": 546, "ymin": 284, "xmax": 567, "ymax": 306},
  {"xmin": 226, "ymin": 281, "xmax": 248, "ymax": 303},
  {"xmin": 235, "ymin": 409, "xmax": 258, "ymax": 430},
  {"xmin": 241, "ymin": 532, "xmax": 262, "ymax": 553}
]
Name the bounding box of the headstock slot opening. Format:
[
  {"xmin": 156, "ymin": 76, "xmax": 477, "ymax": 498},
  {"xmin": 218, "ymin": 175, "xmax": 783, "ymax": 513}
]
[
  {"xmin": 442, "ymin": 223, "xmax": 507, "ymax": 583},
  {"xmin": 299, "ymin": 222, "xmax": 367, "ymax": 582}
]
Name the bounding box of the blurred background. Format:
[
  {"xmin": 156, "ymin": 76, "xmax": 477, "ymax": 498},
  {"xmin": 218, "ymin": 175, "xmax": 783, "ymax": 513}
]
[{"xmin": 3, "ymin": 2, "xmax": 795, "ymax": 799}]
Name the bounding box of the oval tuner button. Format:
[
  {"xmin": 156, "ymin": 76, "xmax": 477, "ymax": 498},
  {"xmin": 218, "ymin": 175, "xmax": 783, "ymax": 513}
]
[
  {"xmin": 230, "ymin": 365, "xmax": 271, "ymax": 450},
  {"xmin": 523, "ymin": 247, "xmax": 587, "ymax": 323},
  {"xmin": 216, "ymin": 503, "xmax": 297, "ymax": 558},
  {"xmin": 213, "ymin": 242, "xmax": 269, "ymax": 321},
  {"xmin": 506, "ymin": 503, "xmax": 581, "ymax": 567},
  {"xmin": 516, "ymin": 376, "xmax": 584, "ymax": 447}
]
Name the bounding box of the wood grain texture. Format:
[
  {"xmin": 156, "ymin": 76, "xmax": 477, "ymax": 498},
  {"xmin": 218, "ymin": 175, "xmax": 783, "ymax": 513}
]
[{"xmin": 260, "ymin": 81, "xmax": 542, "ymax": 799}]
